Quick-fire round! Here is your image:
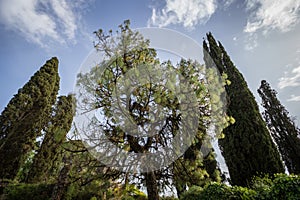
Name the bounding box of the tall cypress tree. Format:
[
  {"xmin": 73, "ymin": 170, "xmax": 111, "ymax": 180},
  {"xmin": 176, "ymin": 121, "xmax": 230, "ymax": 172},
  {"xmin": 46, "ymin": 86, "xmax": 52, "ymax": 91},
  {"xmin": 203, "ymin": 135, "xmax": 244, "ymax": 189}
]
[
  {"xmin": 258, "ymin": 80, "xmax": 300, "ymax": 174},
  {"xmin": 26, "ymin": 95, "xmax": 74, "ymax": 183},
  {"xmin": 203, "ymin": 33, "xmax": 284, "ymax": 186},
  {"xmin": 0, "ymin": 57, "xmax": 60, "ymax": 180}
]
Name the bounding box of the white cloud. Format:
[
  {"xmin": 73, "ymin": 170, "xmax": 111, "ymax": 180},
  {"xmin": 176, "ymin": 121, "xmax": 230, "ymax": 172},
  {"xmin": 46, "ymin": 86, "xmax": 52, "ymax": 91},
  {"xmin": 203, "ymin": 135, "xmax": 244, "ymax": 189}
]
[
  {"xmin": 50, "ymin": 0, "xmax": 77, "ymax": 40},
  {"xmin": 0, "ymin": 0, "xmax": 85, "ymax": 47},
  {"xmin": 224, "ymin": 0, "xmax": 236, "ymax": 9},
  {"xmin": 148, "ymin": 0, "xmax": 217, "ymax": 29},
  {"xmin": 287, "ymin": 95, "xmax": 300, "ymax": 102},
  {"xmin": 278, "ymin": 66, "xmax": 300, "ymax": 89},
  {"xmin": 244, "ymin": 0, "xmax": 300, "ymax": 34}
]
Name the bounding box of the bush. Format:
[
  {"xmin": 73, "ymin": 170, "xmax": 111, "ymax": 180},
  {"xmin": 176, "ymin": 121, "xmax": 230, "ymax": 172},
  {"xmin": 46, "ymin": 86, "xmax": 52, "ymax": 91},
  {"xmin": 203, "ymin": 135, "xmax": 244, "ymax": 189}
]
[
  {"xmin": 180, "ymin": 184, "xmax": 229, "ymax": 200},
  {"xmin": 181, "ymin": 183, "xmax": 257, "ymax": 200},
  {"xmin": 270, "ymin": 174, "xmax": 300, "ymax": 199},
  {"xmin": 252, "ymin": 173, "xmax": 300, "ymax": 200},
  {"xmin": 161, "ymin": 196, "xmax": 179, "ymax": 200},
  {"xmin": 2, "ymin": 183, "xmax": 54, "ymax": 200},
  {"xmin": 181, "ymin": 174, "xmax": 300, "ymax": 200}
]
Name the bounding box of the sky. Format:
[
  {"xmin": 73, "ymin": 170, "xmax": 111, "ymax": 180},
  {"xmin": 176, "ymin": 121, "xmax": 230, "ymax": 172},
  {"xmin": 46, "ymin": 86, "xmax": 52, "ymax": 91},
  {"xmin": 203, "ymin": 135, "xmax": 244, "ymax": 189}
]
[{"xmin": 0, "ymin": 0, "xmax": 300, "ymax": 126}]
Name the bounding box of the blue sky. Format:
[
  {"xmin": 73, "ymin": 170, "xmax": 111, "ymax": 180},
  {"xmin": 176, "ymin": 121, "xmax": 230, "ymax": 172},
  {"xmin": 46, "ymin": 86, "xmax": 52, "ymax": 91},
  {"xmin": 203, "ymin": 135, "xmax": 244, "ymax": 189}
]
[{"xmin": 0, "ymin": 0, "xmax": 300, "ymax": 124}]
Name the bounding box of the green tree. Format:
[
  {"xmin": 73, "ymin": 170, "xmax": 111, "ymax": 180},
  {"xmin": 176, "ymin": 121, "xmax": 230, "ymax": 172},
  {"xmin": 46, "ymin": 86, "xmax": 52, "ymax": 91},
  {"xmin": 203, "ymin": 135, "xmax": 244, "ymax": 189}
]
[
  {"xmin": 0, "ymin": 57, "xmax": 60, "ymax": 180},
  {"xmin": 25, "ymin": 95, "xmax": 75, "ymax": 183},
  {"xmin": 203, "ymin": 32, "xmax": 284, "ymax": 186},
  {"xmin": 76, "ymin": 21, "xmax": 222, "ymax": 199},
  {"xmin": 54, "ymin": 139, "xmax": 121, "ymax": 200},
  {"xmin": 172, "ymin": 58, "xmax": 223, "ymax": 197},
  {"xmin": 173, "ymin": 144, "xmax": 221, "ymax": 197},
  {"xmin": 258, "ymin": 80, "xmax": 300, "ymax": 174}
]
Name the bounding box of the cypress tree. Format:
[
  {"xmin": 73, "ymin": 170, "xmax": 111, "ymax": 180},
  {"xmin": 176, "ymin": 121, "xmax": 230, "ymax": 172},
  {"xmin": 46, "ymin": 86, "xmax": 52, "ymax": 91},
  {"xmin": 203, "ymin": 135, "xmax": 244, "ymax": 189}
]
[
  {"xmin": 203, "ymin": 33, "xmax": 284, "ymax": 186},
  {"xmin": 258, "ymin": 80, "xmax": 300, "ymax": 174},
  {"xmin": 26, "ymin": 95, "xmax": 74, "ymax": 183},
  {"xmin": 0, "ymin": 57, "xmax": 60, "ymax": 180}
]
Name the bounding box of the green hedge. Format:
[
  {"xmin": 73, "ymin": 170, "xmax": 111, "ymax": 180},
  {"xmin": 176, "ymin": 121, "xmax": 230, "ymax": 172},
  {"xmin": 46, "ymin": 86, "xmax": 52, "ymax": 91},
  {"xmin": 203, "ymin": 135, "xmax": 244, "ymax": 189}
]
[
  {"xmin": 1, "ymin": 181, "xmax": 146, "ymax": 200},
  {"xmin": 1, "ymin": 174, "xmax": 299, "ymax": 200},
  {"xmin": 2, "ymin": 183, "xmax": 54, "ymax": 200},
  {"xmin": 181, "ymin": 174, "xmax": 300, "ymax": 200},
  {"xmin": 251, "ymin": 173, "xmax": 300, "ymax": 200},
  {"xmin": 180, "ymin": 184, "xmax": 256, "ymax": 200}
]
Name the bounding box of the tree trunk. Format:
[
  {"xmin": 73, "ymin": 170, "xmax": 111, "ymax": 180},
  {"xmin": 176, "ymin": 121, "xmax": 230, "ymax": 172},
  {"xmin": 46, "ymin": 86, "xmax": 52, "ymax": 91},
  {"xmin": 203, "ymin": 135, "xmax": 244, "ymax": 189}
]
[
  {"xmin": 145, "ymin": 171, "xmax": 159, "ymax": 200},
  {"xmin": 51, "ymin": 156, "xmax": 72, "ymax": 200}
]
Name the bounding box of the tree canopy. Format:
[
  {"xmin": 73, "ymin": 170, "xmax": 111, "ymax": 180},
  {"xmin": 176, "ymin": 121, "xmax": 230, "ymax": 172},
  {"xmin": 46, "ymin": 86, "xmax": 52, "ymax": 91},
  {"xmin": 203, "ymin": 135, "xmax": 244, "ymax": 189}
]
[
  {"xmin": 0, "ymin": 57, "xmax": 60, "ymax": 180},
  {"xmin": 203, "ymin": 32, "xmax": 284, "ymax": 186},
  {"xmin": 75, "ymin": 20, "xmax": 226, "ymax": 199},
  {"xmin": 258, "ymin": 80, "xmax": 300, "ymax": 174}
]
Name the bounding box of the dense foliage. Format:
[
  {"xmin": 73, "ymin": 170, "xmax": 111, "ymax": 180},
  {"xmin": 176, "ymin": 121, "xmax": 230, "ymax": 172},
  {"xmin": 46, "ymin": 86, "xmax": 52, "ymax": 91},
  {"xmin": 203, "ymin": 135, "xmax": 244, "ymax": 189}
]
[
  {"xmin": 258, "ymin": 80, "xmax": 300, "ymax": 174},
  {"xmin": 0, "ymin": 57, "xmax": 60, "ymax": 180},
  {"xmin": 76, "ymin": 21, "xmax": 224, "ymax": 199},
  {"xmin": 26, "ymin": 95, "xmax": 74, "ymax": 183},
  {"xmin": 0, "ymin": 21, "xmax": 299, "ymax": 199},
  {"xmin": 181, "ymin": 173, "xmax": 300, "ymax": 200},
  {"xmin": 203, "ymin": 33, "xmax": 284, "ymax": 186}
]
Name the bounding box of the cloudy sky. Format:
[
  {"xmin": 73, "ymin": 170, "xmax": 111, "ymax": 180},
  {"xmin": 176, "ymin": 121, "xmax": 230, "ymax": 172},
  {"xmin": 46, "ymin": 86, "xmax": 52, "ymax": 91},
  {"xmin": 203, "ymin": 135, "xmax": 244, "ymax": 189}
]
[{"xmin": 0, "ymin": 0, "xmax": 300, "ymax": 124}]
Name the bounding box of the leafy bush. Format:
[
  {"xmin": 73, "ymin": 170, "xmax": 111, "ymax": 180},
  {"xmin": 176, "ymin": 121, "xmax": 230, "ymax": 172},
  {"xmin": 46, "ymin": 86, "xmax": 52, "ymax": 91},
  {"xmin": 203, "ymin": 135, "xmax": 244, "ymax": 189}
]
[
  {"xmin": 270, "ymin": 174, "xmax": 300, "ymax": 199},
  {"xmin": 2, "ymin": 183, "xmax": 54, "ymax": 200},
  {"xmin": 180, "ymin": 183, "xmax": 257, "ymax": 200},
  {"xmin": 64, "ymin": 181, "xmax": 109, "ymax": 200},
  {"xmin": 252, "ymin": 173, "xmax": 300, "ymax": 200},
  {"xmin": 161, "ymin": 196, "xmax": 179, "ymax": 200},
  {"xmin": 181, "ymin": 174, "xmax": 300, "ymax": 200}
]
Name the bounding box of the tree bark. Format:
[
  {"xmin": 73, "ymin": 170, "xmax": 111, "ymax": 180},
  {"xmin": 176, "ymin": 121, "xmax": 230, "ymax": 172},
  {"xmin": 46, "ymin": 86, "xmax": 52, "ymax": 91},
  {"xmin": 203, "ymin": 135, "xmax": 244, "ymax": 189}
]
[
  {"xmin": 51, "ymin": 156, "xmax": 72, "ymax": 200},
  {"xmin": 145, "ymin": 171, "xmax": 159, "ymax": 200}
]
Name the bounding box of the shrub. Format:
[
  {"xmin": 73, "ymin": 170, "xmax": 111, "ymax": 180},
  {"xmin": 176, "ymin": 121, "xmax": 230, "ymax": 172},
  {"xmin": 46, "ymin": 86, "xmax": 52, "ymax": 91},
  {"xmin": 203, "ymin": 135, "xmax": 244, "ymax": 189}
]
[
  {"xmin": 181, "ymin": 174, "xmax": 300, "ymax": 200},
  {"xmin": 2, "ymin": 183, "xmax": 54, "ymax": 200},
  {"xmin": 252, "ymin": 173, "xmax": 300, "ymax": 200}
]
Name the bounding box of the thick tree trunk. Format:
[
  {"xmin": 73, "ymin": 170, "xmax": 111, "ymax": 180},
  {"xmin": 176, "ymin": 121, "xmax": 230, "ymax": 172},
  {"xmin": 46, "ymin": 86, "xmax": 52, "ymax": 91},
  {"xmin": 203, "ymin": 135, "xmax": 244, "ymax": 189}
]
[{"xmin": 145, "ymin": 171, "xmax": 159, "ymax": 200}]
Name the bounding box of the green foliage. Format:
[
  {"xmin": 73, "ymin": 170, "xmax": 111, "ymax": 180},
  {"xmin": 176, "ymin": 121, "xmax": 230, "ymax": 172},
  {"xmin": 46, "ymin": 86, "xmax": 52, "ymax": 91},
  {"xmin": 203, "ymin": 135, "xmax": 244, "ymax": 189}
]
[
  {"xmin": 15, "ymin": 151, "xmax": 35, "ymax": 182},
  {"xmin": 258, "ymin": 80, "xmax": 300, "ymax": 174},
  {"xmin": 269, "ymin": 174, "xmax": 300, "ymax": 199},
  {"xmin": 161, "ymin": 197, "xmax": 179, "ymax": 200},
  {"xmin": 0, "ymin": 57, "xmax": 60, "ymax": 180},
  {"xmin": 63, "ymin": 179, "xmax": 147, "ymax": 200},
  {"xmin": 181, "ymin": 174, "xmax": 300, "ymax": 200},
  {"xmin": 77, "ymin": 20, "xmax": 223, "ymax": 199},
  {"xmin": 64, "ymin": 180, "xmax": 110, "ymax": 200},
  {"xmin": 181, "ymin": 183, "xmax": 258, "ymax": 200},
  {"xmin": 48, "ymin": 139, "xmax": 121, "ymax": 200},
  {"xmin": 252, "ymin": 174, "xmax": 300, "ymax": 200},
  {"xmin": 121, "ymin": 184, "xmax": 147, "ymax": 200},
  {"xmin": 26, "ymin": 95, "xmax": 75, "ymax": 183},
  {"xmin": 180, "ymin": 185, "xmax": 204, "ymax": 200},
  {"xmin": 203, "ymin": 33, "xmax": 284, "ymax": 186},
  {"xmin": 2, "ymin": 183, "xmax": 54, "ymax": 200},
  {"xmin": 173, "ymin": 59, "xmax": 225, "ymax": 197}
]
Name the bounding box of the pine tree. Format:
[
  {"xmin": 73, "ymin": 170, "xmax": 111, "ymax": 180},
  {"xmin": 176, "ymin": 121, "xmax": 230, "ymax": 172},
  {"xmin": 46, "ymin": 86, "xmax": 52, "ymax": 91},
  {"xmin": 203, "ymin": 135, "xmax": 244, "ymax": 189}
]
[
  {"xmin": 258, "ymin": 80, "xmax": 300, "ymax": 174},
  {"xmin": 0, "ymin": 57, "xmax": 60, "ymax": 180},
  {"xmin": 203, "ymin": 33, "xmax": 284, "ymax": 186},
  {"xmin": 76, "ymin": 21, "xmax": 222, "ymax": 199},
  {"xmin": 174, "ymin": 143, "xmax": 221, "ymax": 197},
  {"xmin": 173, "ymin": 59, "xmax": 222, "ymax": 197},
  {"xmin": 26, "ymin": 95, "xmax": 74, "ymax": 183}
]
